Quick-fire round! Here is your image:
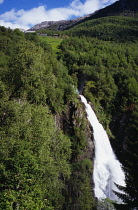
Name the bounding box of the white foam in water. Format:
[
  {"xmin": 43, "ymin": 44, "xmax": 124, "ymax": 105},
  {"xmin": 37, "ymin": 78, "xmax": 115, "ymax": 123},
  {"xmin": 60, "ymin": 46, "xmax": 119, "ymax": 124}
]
[{"xmin": 80, "ymin": 95, "xmax": 125, "ymax": 201}]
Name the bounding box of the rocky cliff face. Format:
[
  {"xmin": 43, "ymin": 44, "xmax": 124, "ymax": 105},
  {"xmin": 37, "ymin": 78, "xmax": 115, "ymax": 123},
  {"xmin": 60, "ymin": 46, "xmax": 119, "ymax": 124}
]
[
  {"xmin": 28, "ymin": 0, "xmax": 138, "ymax": 32},
  {"xmin": 28, "ymin": 14, "xmax": 91, "ymax": 31},
  {"xmin": 55, "ymin": 99, "xmax": 94, "ymax": 161},
  {"xmin": 29, "ymin": 20, "xmax": 68, "ymax": 31},
  {"xmin": 54, "ymin": 98, "xmax": 95, "ymax": 208}
]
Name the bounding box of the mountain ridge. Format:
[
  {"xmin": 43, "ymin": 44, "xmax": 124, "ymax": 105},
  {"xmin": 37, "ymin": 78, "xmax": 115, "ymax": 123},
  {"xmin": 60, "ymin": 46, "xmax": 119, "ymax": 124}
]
[
  {"xmin": 28, "ymin": 14, "xmax": 92, "ymax": 31},
  {"xmin": 28, "ymin": 0, "xmax": 138, "ymax": 32}
]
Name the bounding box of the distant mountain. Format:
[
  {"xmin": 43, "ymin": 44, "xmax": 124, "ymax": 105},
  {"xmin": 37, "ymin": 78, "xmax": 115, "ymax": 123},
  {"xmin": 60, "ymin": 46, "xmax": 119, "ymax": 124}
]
[
  {"xmin": 81, "ymin": 0, "xmax": 138, "ymax": 20},
  {"xmin": 28, "ymin": 14, "xmax": 91, "ymax": 32},
  {"xmin": 28, "ymin": 0, "xmax": 138, "ymax": 32},
  {"xmin": 120, "ymin": 0, "xmax": 138, "ymax": 11},
  {"xmin": 70, "ymin": 0, "xmax": 138, "ymax": 29}
]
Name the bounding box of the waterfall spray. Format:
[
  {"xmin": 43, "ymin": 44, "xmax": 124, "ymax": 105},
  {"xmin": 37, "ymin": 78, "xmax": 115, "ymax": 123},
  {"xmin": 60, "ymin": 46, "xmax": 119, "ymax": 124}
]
[{"xmin": 80, "ymin": 95, "xmax": 125, "ymax": 201}]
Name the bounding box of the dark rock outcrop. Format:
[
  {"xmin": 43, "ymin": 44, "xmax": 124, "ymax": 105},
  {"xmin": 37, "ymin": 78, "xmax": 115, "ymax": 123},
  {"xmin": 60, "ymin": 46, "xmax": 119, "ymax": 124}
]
[{"xmin": 55, "ymin": 99, "xmax": 94, "ymax": 162}]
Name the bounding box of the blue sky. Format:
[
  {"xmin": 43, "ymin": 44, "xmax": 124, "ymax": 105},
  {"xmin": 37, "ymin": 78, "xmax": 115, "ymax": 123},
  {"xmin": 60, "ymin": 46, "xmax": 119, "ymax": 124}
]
[{"xmin": 0, "ymin": 0, "xmax": 117, "ymax": 30}]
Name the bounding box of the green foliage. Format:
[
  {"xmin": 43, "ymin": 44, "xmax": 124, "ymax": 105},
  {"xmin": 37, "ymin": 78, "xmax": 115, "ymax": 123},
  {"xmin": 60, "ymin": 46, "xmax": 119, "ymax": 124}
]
[
  {"xmin": 58, "ymin": 29, "xmax": 138, "ymax": 208},
  {"xmin": 63, "ymin": 159, "xmax": 95, "ymax": 210},
  {"xmin": 97, "ymin": 198, "xmax": 115, "ymax": 210},
  {"xmin": 59, "ymin": 37, "xmax": 138, "ymax": 114},
  {"xmin": 0, "ymin": 27, "xmax": 75, "ymax": 112},
  {"xmin": 0, "ymin": 101, "xmax": 71, "ymax": 209},
  {"xmin": 38, "ymin": 36, "xmax": 62, "ymax": 53},
  {"xmin": 0, "ymin": 25, "xmax": 95, "ymax": 210},
  {"xmin": 113, "ymin": 104, "xmax": 138, "ymax": 209},
  {"xmin": 1, "ymin": 7, "xmax": 138, "ymax": 208},
  {"xmin": 0, "ymin": 26, "xmax": 75, "ymax": 209},
  {"xmin": 65, "ymin": 16, "xmax": 138, "ymax": 42}
]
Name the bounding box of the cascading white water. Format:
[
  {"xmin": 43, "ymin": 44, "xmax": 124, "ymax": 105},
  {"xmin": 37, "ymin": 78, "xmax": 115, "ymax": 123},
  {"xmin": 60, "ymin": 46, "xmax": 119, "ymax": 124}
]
[{"xmin": 80, "ymin": 95, "xmax": 125, "ymax": 201}]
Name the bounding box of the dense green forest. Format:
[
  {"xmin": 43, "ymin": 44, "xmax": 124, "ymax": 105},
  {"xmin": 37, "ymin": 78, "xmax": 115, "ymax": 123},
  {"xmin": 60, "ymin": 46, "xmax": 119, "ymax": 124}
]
[
  {"xmin": 0, "ymin": 7, "xmax": 138, "ymax": 210},
  {"xmin": 0, "ymin": 26, "xmax": 95, "ymax": 210},
  {"xmin": 58, "ymin": 36, "xmax": 138, "ymax": 209},
  {"xmin": 65, "ymin": 15, "xmax": 138, "ymax": 42}
]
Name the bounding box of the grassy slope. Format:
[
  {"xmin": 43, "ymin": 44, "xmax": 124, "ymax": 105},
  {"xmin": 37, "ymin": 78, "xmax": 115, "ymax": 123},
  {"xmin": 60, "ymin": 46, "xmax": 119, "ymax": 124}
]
[{"xmin": 38, "ymin": 36, "xmax": 62, "ymax": 53}]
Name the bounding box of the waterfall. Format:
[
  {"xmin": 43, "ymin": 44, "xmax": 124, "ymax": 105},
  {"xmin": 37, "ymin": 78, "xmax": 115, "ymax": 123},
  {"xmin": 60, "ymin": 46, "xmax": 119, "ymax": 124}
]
[{"xmin": 80, "ymin": 95, "xmax": 125, "ymax": 201}]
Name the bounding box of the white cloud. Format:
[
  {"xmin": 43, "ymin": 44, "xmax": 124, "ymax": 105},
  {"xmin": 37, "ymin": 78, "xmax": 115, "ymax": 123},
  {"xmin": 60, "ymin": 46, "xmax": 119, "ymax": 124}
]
[
  {"xmin": 101, "ymin": 0, "xmax": 117, "ymax": 6},
  {"xmin": 0, "ymin": 0, "xmax": 117, "ymax": 30},
  {"xmin": 0, "ymin": 19, "xmax": 29, "ymax": 30},
  {"xmin": 0, "ymin": 0, "xmax": 4, "ymax": 4}
]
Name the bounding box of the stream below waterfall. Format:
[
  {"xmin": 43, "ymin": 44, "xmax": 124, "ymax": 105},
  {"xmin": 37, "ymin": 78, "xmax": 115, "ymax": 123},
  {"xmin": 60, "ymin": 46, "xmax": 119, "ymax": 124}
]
[{"xmin": 80, "ymin": 95, "xmax": 125, "ymax": 202}]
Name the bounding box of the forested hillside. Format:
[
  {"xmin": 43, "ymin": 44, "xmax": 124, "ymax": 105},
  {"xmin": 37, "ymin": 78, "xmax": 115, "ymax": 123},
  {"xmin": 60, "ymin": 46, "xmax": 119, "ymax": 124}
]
[
  {"xmin": 64, "ymin": 15, "xmax": 138, "ymax": 42},
  {"xmin": 58, "ymin": 13, "xmax": 138, "ymax": 209},
  {"xmin": 0, "ymin": 1, "xmax": 138, "ymax": 209},
  {"xmin": 0, "ymin": 27, "xmax": 96, "ymax": 209}
]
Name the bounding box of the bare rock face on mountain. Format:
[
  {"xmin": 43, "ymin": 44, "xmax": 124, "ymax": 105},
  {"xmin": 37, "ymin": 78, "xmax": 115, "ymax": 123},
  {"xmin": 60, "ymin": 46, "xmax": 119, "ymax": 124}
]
[
  {"xmin": 29, "ymin": 20, "xmax": 68, "ymax": 31},
  {"xmin": 28, "ymin": 14, "xmax": 91, "ymax": 31},
  {"xmin": 28, "ymin": 0, "xmax": 138, "ymax": 32}
]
